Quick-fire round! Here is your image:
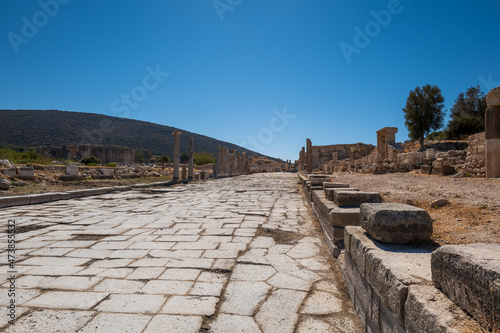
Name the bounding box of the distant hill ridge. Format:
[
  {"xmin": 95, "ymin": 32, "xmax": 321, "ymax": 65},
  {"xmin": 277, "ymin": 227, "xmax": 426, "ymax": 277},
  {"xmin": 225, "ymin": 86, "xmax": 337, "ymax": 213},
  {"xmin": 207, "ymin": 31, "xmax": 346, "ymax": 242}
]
[{"xmin": 0, "ymin": 109, "xmax": 266, "ymax": 158}]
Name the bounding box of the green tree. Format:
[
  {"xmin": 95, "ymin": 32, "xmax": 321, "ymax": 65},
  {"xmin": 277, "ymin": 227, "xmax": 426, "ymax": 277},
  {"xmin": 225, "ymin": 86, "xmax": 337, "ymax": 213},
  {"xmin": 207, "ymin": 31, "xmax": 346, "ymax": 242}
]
[
  {"xmin": 80, "ymin": 156, "xmax": 101, "ymax": 166},
  {"xmin": 446, "ymin": 85, "xmax": 487, "ymax": 139},
  {"xmin": 194, "ymin": 152, "xmax": 215, "ymax": 165},
  {"xmin": 158, "ymin": 155, "xmax": 170, "ymax": 169},
  {"xmin": 180, "ymin": 152, "xmax": 189, "ymax": 163},
  {"xmin": 403, "ymin": 84, "xmax": 446, "ymax": 151},
  {"xmin": 134, "ymin": 149, "xmax": 153, "ymax": 164}
]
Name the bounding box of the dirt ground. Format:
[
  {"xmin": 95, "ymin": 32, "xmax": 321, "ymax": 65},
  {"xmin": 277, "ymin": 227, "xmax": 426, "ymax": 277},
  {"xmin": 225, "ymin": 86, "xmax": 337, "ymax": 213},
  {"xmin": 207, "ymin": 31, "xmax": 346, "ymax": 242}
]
[{"xmin": 333, "ymin": 172, "xmax": 500, "ymax": 245}]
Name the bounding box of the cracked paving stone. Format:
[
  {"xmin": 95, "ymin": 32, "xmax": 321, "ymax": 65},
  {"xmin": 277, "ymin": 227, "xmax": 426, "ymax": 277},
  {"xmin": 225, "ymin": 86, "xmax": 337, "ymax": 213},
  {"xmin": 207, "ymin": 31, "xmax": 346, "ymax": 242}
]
[
  {"xmin": 96, "ymin": 294, "xmax": 166, "ymax": 313},
  {"xmin": 231, "ymin": 264, "xmax": 276, "ymax": 281},
  {"xmin": 220, "ymin": 281, "xmax": 271, "ymax": 316},
  {"xmin": 210, "ymin": 314, "xmax": 262, "ymax": 333},
  {"xmin": 24, "ymin": 291, "xmax": 108, "ymax": 310},
  {"xmin": 267, "ymin": 272, "xmax": 312, "ymax": 291},
  {"xmin": 301, "ymin": 291, "xmax": 342, "ymax": 315},
  {"xmin": 79, "ymin": 313, "xmax": 151, "ymax": 333},
  {"xmin": 161, "ymin": 296, "xmax": 219, "ymax": 316},
  {"xmin": 143, "ymin": 315, "xmax": 202, "ymax": 333},
  {"xmin": 255, "ymin": 289, "xmax": 307, "ymax": 333},
  {"xmin": 3, "ymin": 310, "xmax": 95, "ymax": 333}
]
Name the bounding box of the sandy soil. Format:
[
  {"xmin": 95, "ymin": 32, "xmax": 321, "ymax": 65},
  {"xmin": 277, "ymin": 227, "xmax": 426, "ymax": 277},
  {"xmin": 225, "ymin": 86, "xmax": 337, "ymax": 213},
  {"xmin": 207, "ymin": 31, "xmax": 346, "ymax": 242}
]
[{"xmin": 331, "ymin": 172, "xmax": 500, "ymax": 245}]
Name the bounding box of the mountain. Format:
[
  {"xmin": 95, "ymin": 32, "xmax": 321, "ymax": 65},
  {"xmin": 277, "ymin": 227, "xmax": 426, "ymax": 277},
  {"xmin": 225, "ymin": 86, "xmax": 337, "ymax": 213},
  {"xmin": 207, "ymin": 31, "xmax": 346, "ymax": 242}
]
[{"xmin": 0, "ymin": 109, "xmax": 267, "ymax": 158}]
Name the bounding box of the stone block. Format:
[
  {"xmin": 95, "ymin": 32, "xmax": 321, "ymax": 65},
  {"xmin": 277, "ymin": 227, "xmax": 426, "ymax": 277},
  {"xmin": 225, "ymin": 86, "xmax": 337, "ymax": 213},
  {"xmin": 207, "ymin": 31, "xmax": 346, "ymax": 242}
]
[
  {"xmin": 345, "ymin": 226, "xmax": 434, "ymax": 326},
  {"xmin": 66, "ymin": 164, "xmax": 79, "ymax": 176},
  {"xmin": 19, "ymin": 167, "xmax": 34, "ymax": 180},
  {"xmin": 100, "ymin": 168, "xmax": 115, "ymax": 177},
  {"xmin": 28, "ymin": 193, "xmax": 58, "ymax": 204},
  {"xmin": 329, "ymin": 207, "xmax": 360, "ymax": 227},
  {"xmin": 322, "ymin": 182, "xmax": 349, "ymax": 190},
  {"xmin": 334, "ymin": 191, "xmax": 380, "ymax": 207},
  {"xmin": 6, "ymin": 195, "xmax": 30, "ymax": 207},
  {"xmin": 360, "ymin": 203, "xmax": 433, "ymax": 244},
  {"xmin": 432, "ymin": 243, "xmax": 500, "ymax": 330},
  {"xmin": 0, "ymin": 197, "xmax": 7, "ymax": 208},
  {"xmin": 310, "ymin": 177, "xmax": 329, "ymax": 186},
  {"xmin": 3, "ymin": 168, "xmax": 17, "ymax": 178},
  {"xmin": 325, "ymin": 187, "xmax": 358, "ymax": 201},
  {"xmin": 431, "ymin": 165, "xmax": 456, "ymax": 176},
  {"xmin": 78, "ymin": 188, "xmax": 108, "ymax": 197},
  {"xmin": 404, "ymin": 285, "xmax": 484, "ymax": 333},
  {"xmin": 422, "ymin": 158, "xmax": 432, "ymax": 166},
  {"xmin": 113, "ymin": 186, "xmax": 132, "ymax": 191},
  {"xmin": 420, "ymin": 165, "xmax": 433, "ymax": 175}
]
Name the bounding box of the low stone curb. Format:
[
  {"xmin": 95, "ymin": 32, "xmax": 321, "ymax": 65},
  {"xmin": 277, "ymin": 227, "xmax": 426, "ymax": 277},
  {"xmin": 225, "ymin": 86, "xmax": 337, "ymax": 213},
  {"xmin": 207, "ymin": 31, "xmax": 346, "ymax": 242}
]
[{"xmin": 0, "ymin": 181, "xmax": 176, "ymax": 209}]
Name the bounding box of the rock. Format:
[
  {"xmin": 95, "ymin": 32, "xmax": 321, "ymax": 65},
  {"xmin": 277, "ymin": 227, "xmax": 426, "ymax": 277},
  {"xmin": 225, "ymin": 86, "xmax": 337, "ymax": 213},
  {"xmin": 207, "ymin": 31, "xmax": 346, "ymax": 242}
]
[
  {"xmin": 420, "ymin": 165, "xmax": 433, "ymax": 175},
  {"xmin": 0, "ymin": 159, "xmax": 12, "ymax": 167},
  {"xmin": 360, "ymin": 203, "xmax": 433, "ymax": 244},
  {"xmin": 432, "ymin": 243, "xmax": 500, "ymax": 330},
  {"xmin": 430, "ymin": 198, "xmax": 450, "ymax": 208},
  {"xmin": 0, "ymin": 179, "xmax": 11, "ymax": 190},
  {"xmin": 11, "ymin": 181, "xmax": 29, "ymax": 186}
]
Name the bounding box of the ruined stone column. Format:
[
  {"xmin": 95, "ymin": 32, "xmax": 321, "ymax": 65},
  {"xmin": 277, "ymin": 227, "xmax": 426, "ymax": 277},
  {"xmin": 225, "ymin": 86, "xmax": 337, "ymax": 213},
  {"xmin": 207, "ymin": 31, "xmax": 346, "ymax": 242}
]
[
  {"xmin": 172, "ymin": 131, "xmax": 181, "ymax": 181},
  {"xmin": 188, "ymin": 137, "xmax": 194, "ymax": 180},
  {"xmin": 224, "ymin": 147, "xmax": 230, "ymax": 176},
  {"xmin": 229, "ymin": 149, "xmax": 236, "ymax": 175},
  {"xmin": 181, "ymin": 164, "xmax": 187, "ymax": 181},
  {"xmin": 306, "ymin": 139, "xmax": 312, "ymax": 174},
  {"xmin": 486, "ymin": 87, "xmax": 500, "ymax": 178},
  {"xmin": 242, "ymin": 152, "xmax": 248, "ymax": 174},
  {"xmin": 216, "ymin": 146, "xmax": 222, "ymax": 177},
  {"xmin": 299, "ymin": 147, "xmax": 305, "ymax": 172}
]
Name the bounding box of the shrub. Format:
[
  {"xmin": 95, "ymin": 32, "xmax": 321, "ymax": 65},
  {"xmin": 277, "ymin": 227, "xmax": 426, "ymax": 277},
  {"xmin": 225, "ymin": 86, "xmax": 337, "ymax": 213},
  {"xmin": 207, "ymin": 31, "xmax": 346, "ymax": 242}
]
[
  {"xmin": 194, "ymin": 152, "xmax": 215, "ymax": 165},
  {"xmin": 80, "ymin": 156, "xmax": 101, "ymax": 166}
]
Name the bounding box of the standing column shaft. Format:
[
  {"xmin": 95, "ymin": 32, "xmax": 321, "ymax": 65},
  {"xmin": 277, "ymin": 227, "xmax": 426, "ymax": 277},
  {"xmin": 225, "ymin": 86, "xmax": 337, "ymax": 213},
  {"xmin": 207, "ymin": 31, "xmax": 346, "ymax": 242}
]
[
  {"xmin": 216, "ymin": 146, "xmax": 222, "ymax": 177},
  {"xmin": 173, "ymin": 131, "xmax": 181, "ymax": 181},
  {"xmin": 486, "ymin": 87, "xmax": 500, "ymax": 178},
  {"xmin": 188, "ymin": 137, "xmax": 194, "ymax": 180},
  {"xmin": 306, "ymin": 139, "xmax": 312, "ymax": 174}
]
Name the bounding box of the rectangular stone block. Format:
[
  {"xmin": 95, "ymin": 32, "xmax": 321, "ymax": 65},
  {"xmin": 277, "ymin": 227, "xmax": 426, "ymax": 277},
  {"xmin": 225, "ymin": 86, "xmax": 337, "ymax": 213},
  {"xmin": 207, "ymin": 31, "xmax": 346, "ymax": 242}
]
[
  {"xmin": 322, "ymin": 182, "xmax": 349, "ymax": 190},
  {"xmin": 312, "ymin": 190, "xmax": 337, "ymax": 220},
  {"xmin": 329, "ymin": 207, "xmax": 360, "ymax": 227},
  {"xmin": 0, "ymin": 197, "xmax": 7, "ymax": 208},
  {"xmin": 3, "ymin": 168, "xmax": 17, "ymax": 177},
  {"xmin": 325, "ymin": 188, "xmax": 359, "ymax": 201},
  {"xmin": 432, "ymin": 243, "xmax": 500, "ymax": 330},
  {"xmin": 334, "ymin": 191, "xmax": 380, "ymax": 207},
  {"xmin": 18, "ymin": 167, "xmax": 34, "ymax": 180},
  {"xmin": 78, "ymin": 188, "xmax": 108, "ymax": 197},
  {"xmin": 420, "ymin": 165, "xmax": 432, "ymax": 174},
  {"xmin": 6, "ymin": 195, "xmax": 30, "ymax": 207},
  {"xmin": 360, "ymin": 203, "xmax": 433, "ymax": 244},
  {"xmin": 28, "ymin": 193, "xmax": 53, "ymax": 205},
  {"xmin": 345, "ymin": 226, "xmax": 434, "ymax": 326},
  {"xmin": 60, "ymin": 192, "xmax": 77, "ymax": 200},
  {"xmin": 404, "ymin": 285, "xmax": 484, "ymax": 333},
  {"xmin": 66, "ymin": 164, "xmax": 79, "ymax": 176}
]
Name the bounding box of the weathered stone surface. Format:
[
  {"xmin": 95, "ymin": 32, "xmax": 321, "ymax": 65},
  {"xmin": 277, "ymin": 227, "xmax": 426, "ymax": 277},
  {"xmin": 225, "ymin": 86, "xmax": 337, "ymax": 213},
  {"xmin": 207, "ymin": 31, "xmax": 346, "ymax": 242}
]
[
  {"xmin": 432, "ymin": 243, "xmax": 500, "ymax": 330},
  {"xmin": 345, "ymin": 226, "xmax": 434, "ymax": 325},
  {"xmin": 310, "ymin": 175, "xmax": 329, "ymax": 186},
  {"xmin": 329, "ymin": 207, "xmax": 360, "ymax": 227},
  {"xmin": 486, "ymin": 86, "xmax": 500, "ymax": 106},
  {"xmin": 18, "ymin": 167, "xmax": 34, "ymax": 180},
  {"xmin": 360, "ymin": 203, "xmax": 433, "ymax": 244},
  {"xmin": 334, "ymin": 191, "xmax": 380, "ymax": 207},
  {"xmin": 404, "ymin": 285, "xmax": 483, "ymax": 333},
  {"xmin": 420, "ymin": 165, "xmax": 433, "ymax": 174},
  {"xmin": 322, "ymin": 182, "xmax": 349, "ymax": 189},
  {"xmin": 325, "ymin": 187, "xmax": 358, "ymax": 201},
  {"xmin": 430, "ymin": 198, "xmax": 450, "ymax": 208},
  {"xmin": 0, "ymin": 179, "xmax": 11, "ymax": 190},
  {"xmin": 2, "ymin": 168, "xmax": 17, "ymax": 178}
]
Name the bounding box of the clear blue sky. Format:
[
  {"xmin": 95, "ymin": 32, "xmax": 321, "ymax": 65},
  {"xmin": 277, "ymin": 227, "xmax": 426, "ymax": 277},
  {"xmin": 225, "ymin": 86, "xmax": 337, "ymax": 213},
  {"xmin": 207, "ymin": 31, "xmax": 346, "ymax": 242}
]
[{"xmin": 1, "ymin": 1, "xmax": 499, "ymax": 161}]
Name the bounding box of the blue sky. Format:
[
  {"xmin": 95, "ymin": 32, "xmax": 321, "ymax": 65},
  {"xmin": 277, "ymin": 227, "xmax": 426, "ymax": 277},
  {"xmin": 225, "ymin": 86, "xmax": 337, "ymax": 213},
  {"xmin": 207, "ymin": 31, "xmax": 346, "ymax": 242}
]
[{"xmin": 1, "ymin": 0, "xmax": 499, "ymax": 161}]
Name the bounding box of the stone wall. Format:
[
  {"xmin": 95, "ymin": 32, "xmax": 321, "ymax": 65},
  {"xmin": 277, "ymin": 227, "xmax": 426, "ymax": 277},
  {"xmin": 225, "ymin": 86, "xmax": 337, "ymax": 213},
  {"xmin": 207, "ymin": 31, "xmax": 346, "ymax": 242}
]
[
  {"xmin": 312, "ymin": 144, "xmax": 375, "ymax": 169},
  {"xmin": 464, "ymin": 132, "xmax": 486, "ymax": 177},
  {"xmin": 36, "ymin": 145, "xmax": 134, "ymax": 164}
]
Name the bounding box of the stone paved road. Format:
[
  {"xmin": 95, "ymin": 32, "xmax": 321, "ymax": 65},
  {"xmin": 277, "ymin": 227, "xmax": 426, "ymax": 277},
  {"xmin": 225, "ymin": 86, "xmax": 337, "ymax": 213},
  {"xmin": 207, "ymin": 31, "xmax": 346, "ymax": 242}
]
[{"xmin": 0, "ymin": 173, "xmax": 363, "ymax": 332}]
